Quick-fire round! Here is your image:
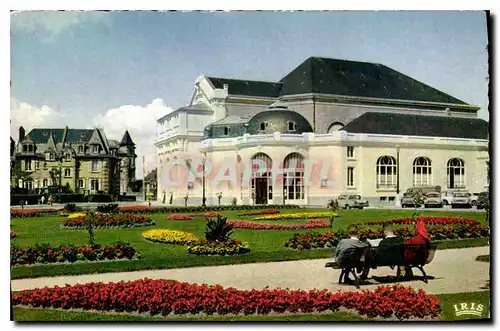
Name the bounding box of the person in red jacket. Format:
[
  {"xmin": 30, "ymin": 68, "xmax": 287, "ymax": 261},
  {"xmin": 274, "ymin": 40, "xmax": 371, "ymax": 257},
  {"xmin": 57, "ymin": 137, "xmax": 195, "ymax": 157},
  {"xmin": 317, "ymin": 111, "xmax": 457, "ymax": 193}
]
[{"xmin": 403, "ymin": 220, "xmax": 431, "ymax": 277}]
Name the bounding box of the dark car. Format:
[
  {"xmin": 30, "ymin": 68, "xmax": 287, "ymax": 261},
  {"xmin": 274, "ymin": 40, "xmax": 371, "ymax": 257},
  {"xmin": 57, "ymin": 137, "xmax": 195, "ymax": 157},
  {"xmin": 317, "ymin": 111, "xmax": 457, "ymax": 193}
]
[{"xmin": 476, "ymin": 191, "xmax": 489, "ymax": 209}]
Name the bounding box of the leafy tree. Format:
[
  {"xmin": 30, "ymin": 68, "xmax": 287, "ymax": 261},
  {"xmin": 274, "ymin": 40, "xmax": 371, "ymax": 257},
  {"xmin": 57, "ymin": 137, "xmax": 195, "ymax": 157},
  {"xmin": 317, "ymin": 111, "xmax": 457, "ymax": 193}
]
[{"xmin": 10, "ymin": 167, "xmax": 33, "ymax": 188}]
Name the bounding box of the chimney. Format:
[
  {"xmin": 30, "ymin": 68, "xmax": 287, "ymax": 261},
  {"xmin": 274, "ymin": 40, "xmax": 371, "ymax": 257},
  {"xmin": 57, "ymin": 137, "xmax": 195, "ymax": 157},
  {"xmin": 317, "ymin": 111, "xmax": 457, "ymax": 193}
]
[{"xmin": 19, "ymin": 126, "xmax": 25, "ymax": 141}]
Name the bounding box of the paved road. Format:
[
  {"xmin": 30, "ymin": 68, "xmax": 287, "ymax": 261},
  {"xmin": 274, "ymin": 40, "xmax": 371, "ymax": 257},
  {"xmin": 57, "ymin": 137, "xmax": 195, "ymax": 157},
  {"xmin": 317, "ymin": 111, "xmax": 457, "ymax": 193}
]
[{"xmin": 12, "ymin": 246, "xmax": 490, "ymax": 295}]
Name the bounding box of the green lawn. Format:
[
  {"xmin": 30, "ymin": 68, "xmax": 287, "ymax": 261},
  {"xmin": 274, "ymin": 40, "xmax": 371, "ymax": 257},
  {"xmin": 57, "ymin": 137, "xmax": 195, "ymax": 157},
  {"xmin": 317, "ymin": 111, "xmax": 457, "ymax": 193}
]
[
  {"xmin": 12, "ymin": 291, "xmax": 490, "ymax": 322},
  {"xmin": 11, "ymin": 209, "xmax": 489, "ymax": 279}
]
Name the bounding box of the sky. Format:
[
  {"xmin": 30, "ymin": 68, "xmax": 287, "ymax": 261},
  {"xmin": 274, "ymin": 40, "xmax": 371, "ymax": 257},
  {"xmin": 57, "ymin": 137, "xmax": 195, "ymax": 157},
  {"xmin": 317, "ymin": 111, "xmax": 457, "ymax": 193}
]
[{"xmin": 10, "ymin": 11, "xmax": 489, "ymax": 179}]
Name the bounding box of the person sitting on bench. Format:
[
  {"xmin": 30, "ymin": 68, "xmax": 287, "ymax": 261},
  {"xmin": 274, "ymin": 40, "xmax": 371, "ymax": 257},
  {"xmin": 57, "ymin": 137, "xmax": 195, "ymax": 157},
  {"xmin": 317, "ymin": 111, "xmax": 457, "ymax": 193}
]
[
  {"xmin": 333, "ymin": 224, "xmax": 370, "ymax": 269},
  {"xmin": 403, "ymin": 220, "xmax": 431, "ymax": 277},
  {"xmin": 376, "ymin": 224, "xmax": 404, "ymax": 268}
]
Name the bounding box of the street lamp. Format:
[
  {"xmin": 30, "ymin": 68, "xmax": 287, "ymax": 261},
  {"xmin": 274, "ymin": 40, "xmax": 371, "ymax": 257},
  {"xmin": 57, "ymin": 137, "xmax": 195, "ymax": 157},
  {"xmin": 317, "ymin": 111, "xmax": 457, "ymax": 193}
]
[
  {"xmin": 202, "ymin": 152, "xmax": 206, "ymax": 207},
  {"xmin": 395, "ymin": 145, "xmax": 401, "ymax": 207}
]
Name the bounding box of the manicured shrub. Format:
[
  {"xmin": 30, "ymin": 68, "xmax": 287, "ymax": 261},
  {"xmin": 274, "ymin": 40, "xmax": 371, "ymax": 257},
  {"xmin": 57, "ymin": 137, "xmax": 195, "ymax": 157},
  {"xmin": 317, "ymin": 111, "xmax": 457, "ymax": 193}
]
[
  {"xmin": 228, "ymin": 219, "xmax": 330, "ymax": 230},
  {"xmin": 187, "ymin": 239, "xmax": 250, "ymax": 255},
  {"xmin": 96, "ymin": 203, "xmax": 119, "ymax": 213},
  {"xmin": 64, "ymin": 203, "xmax": 78, "ymax": 213},
  {"xmin": 10, "ymin": 242, "xmax": 138, "ymax": 266},
  {"xmin": 62, "ymin": 213, "xmax": 155, "ymax": 229},
  {"xmin": 115, "ymin": 204, "xmax": 301, "ymax": 215},
  {"xmin": 142, "ymin": 229, "xmax": 199, "ymax": 245},
  {"xmin": 11, "ymin": 280, "xmax": 441, "ymax": 320}
]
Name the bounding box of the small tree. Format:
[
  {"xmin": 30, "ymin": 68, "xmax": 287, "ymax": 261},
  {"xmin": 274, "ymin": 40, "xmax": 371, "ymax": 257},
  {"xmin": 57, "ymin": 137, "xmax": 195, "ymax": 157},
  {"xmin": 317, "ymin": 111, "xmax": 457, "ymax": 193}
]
[
  {"xmin": 217, "ymin": 192, "xmax": 223, "ymax": 206},
  {"xmin": 205, "ymin": 215, "xmax": 233, "ymax": 242},
  {"xmin": 327, "ymin": 198, "xmax": 339, "ymax": 227},
  {"xmin": 184, "ymin": 193, "xmax": 189, "ymax": 206},
  {"xmin": 231, "ymin": 197, "xmax": 237, "ymax": 206},
  {"xmin": 85, "ymin": 212, "xmax": 96, "ymax": 247},
  {"xmin": 411, "ymin": 190, "xmax": 425, "ymax": 222}
]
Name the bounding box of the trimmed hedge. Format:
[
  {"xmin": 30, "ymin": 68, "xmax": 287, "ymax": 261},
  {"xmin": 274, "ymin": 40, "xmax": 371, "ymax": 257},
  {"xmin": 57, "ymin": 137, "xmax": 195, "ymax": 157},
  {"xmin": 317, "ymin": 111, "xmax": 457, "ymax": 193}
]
[
  {"xmin": 85, "ymin": 194, "xmax": 113, "ymax": 203},
  {"xmin": 118, "ymin": 195, "xmax": 136, "ymax": 202},
  {"xmin": 118, "ymin": 204, "xmax": 301, "ymax": 214},
  {"xmin": 11, "ymin": 194, "xmax": 41, "ymax": 206}
]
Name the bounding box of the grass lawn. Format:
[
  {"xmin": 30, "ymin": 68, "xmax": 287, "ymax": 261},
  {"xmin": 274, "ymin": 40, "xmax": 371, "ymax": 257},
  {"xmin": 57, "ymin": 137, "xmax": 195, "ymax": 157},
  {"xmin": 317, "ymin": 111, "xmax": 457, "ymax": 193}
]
[
  {"xmin": 11, "ymin": 208, "xmax": 489, "ymax": 279},
  {"xmin": 12, "ymin": 291, "xmax": 490, "ymax": 322}
]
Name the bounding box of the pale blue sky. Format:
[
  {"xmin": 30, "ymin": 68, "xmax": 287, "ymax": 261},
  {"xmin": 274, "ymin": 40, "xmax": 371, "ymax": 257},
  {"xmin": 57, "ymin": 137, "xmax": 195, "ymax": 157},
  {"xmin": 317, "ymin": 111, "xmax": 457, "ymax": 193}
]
[{"xmin": 10, "ymin": 10, "xmax": 489, "ymax": 175}]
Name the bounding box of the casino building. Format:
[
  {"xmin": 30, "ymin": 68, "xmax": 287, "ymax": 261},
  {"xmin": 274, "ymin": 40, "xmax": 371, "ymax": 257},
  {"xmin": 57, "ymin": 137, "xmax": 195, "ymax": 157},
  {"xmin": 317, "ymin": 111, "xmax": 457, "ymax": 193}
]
[{"xmin": 155, "ymin": 57, "xmax": 489, "ymax": 206}]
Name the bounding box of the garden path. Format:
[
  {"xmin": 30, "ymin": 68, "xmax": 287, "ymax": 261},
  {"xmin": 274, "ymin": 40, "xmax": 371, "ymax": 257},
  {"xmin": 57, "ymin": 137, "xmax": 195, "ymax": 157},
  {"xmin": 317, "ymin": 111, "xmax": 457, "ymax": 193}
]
[{"xmin": 12, "ymin": 246, "xmax": 489, "ymax": 295}]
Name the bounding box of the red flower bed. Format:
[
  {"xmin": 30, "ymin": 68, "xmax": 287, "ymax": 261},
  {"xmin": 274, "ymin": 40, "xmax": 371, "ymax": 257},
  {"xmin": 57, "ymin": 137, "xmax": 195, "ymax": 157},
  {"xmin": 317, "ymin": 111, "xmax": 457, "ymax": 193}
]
[
  {"xmin": 61, "ymin": 213, "xmax": 155, "ymax": 229},
  {"xmin": 167, "ymin": 214, "xmax": 193, "ymax": 220},
  {"xmin": 11, "ymin": 231, "xmax": 16, "ymax": 239},
  {"xmin": 239, "ymin": 209, "xmax": 280, "ymax": 216},
  {"xmin": 11, "ymin": 279, "xmax": 440, "ymax": 320},
  {"xmin": 119, "ymin": 206, "xmax": 151, "ymax": 212},
  {"xmin": 11, "ymin": 208, "xmax": 60, "ymax": 218},
  {"xmin": 11, "ymin": 242, "xmax": 138, "ymax": 265},
  {"xmin": 364, "ymin": 216, "xmax": 479, "ymax": 226},
  {"xmin": 228, "ymin": 219, "xmax": 330, "ymax": 230}
]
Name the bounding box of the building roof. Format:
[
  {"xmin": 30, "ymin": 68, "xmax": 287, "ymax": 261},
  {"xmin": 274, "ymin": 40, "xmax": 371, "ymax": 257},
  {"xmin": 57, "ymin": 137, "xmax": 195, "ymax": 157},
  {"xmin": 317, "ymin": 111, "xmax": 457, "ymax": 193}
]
[
  {"xmin": 210, "ymin": 115, "xmax": 253, "ymax": 126},
  {"xmin": 279, "ymin": 57, "xmax": 468, "ymax": 105},
  {"xmin": 27, "ymin": 128, "xmax": 94, "ymax": 144},
  {"xmin": 206, "ymin": 76, "xmax": 282, "ymax": 98},
  {"xmin": 120, "ymin": 130, "xmax": 135, "ymax": 146},
  {"xmin": 108, "ymin": 139, "xmax": 120, "ymax": 148},
  {"xmin": 341, "ymin": 112, "xmax": 489, "ymax": 139}
]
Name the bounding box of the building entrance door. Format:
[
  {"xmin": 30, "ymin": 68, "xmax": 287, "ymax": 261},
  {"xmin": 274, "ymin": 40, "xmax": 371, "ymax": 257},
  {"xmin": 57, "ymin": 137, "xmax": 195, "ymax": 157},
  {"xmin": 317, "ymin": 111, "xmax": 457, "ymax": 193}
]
[{"xmin": 255, "ymin": 178, "xmax": 268, "ymax": 205}]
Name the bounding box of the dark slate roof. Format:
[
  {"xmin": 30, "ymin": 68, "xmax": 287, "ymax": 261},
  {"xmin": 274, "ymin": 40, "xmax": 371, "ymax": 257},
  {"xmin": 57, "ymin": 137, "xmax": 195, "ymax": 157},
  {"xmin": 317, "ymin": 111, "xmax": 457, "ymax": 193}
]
[
  {"xmin": 279, "ymin": 57, "xmax": 468, "ymax": 105},
  {"xmin": 27, "ymin": 129, "xmax": 94, "ymax": 144},
  {"xmin": 120, "ymin": 130, "xmax": 135, "ymax": 146},
  {"xmin": 247, "ymin": 110, "xmax": 313, "ymax": 135},
  {"xmin": 207, "ymin": 76, "xmax": 282, "ymax": 98},
  {"xmin": 341, "ymin": 112, "xmax": 489, "ymax": 139}
]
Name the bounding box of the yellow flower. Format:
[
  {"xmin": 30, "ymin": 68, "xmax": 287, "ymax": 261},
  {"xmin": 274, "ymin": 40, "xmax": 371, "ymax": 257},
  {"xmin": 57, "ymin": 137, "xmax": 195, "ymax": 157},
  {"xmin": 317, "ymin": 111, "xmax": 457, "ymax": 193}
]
[
  {"xmin": 68, "ymin": 212, "xmax": 87, "ymax": 219},
  {"xmin": 142, "ymin": 229, "xmax": 199, "ymax": 245},
  {"xmin": 253, "ymin": 212, "xmax": 338, "ymax": 221}
]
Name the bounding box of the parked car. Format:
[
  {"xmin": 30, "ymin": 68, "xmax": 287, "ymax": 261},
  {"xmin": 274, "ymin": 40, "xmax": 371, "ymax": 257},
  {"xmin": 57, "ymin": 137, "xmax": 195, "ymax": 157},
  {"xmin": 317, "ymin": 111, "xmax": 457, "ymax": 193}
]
[
  {"xmin": 337, "ymin": 194, "xmax": 369, "ymax": 209},
  {"xmin": 451, "ymin": 192, "xmax": 472, "ymax": 209},
  {"xmin": 476, "ymin": 191, "xmax": 489, "ymax": 210},
  {"xmin": 423, "ymin": 192, "xmax": 443, "ymax": 208},
  {"xmin": 442, "ymin": 189, "xmax": 468, "ymax": 206},
  {"xmin": 469, "ymin": 193, "xmax": 479, "ymax": 206},
  {"xmin": 401, "ymin": 192, "xmax": 422, "ymax": 208}
]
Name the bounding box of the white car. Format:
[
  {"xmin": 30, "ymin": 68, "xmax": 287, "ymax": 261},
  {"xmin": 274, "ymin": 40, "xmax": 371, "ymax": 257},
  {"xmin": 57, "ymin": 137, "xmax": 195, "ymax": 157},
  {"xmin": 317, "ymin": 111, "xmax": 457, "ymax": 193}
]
[
  {"xmin": 451, "ymin": 192, "xmax": 472, "ymax": 209},
  {"xmin": 336, "ymin": 194, "xmax": 369, "ymax": 209},
  {"xmin": 423, "ymin": 192, "xmax": 443, "ymax": 208}
]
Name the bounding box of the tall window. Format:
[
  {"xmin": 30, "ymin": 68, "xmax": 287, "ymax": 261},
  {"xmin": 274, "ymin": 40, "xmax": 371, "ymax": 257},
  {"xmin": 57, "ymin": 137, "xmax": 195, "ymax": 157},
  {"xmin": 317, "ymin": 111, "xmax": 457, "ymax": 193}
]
[
  {"xmin": 35, "ymin": 161, "xmax": 40, "ymax": 169},
  {"xmin": 347, "ymin": 167, "xmax": 355, "ymax": 187},
  {"xmin": 43, "ymin": 179, "xmax": 48, "ymax": 187},
  {"xmin": 78, "ymin": 145, "xmax": 85, "ymax": 154},
  {"xmin": 250, "ymin": 153, "xmax": 273, "ymax": 202},
  {"xmin": 447, "ymin": 158, "xmax": 465, "ymax": 189},
  {"xmin": 92, "ymin": 145, "xmax": 99, "ymax": 154},
  {"xmin": 413, "ymin": 157, "xmax": 432, "ymax": 186},
  {"xmin": 64, "ymin": 168, "xmax": 71, "ymax": 177},
  {"xmin": 376, "ymin": 156, "xmax": 397, "ymax": 189},
  {"xmin": 91, "ymin": 160, "xmax": 99, "ymax": 172},
  {"xmin": 347, "ymin": 146, "xmax": 354, "ymax": 158},
  {"xmin": 223, "ymin": 127, "xmax": 230, "ymax": 136},
  {"xmin": 90, "ymin": 179, "xmax": 99, "ymax": 191},
  {"xmin": 25, "ymin": 159, "xmax": 32, "ymax": 171},
  {"xmin": 65, "ymin": 153, "xmax": 71, "ymax": 161},
  {"xmin": 283, "ymin": 153, "xmax": 305, "ymax": 200},
  {"xmin": 78, "ymin": 179, "xmax": 84, "ymax": 188}
]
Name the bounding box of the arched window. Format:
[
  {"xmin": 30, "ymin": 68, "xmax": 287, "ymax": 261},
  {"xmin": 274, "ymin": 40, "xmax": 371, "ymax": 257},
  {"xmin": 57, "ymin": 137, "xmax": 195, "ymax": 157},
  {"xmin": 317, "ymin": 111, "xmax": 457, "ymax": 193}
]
[
  {"xmin": 447, "ymin": 158, "xmax": 465, "ymax": 189},
  {"xmin": 287, "ymin": 121, "xmax": 296, "ymax": 132},
  {"xmin": 223, "ymin": 127, "xmax": 230, "ymax": 136},
  {"xmin": 413, "ymin": 157, "xmax": 432, "ymax": 186},
  {"xmin": 327, "ymin": 122, "xmax": 345, "ymax": 133},
  {"xmin": 250, "ymin": 153, "xmax": 273, "ymax": 204},
  {"xmin": 283, "ymin": 153, "xmax": 305, "ymax": 201},
  {"xmin": 376, "ymin": 156, "xmax": 397, "ymax": 189}
]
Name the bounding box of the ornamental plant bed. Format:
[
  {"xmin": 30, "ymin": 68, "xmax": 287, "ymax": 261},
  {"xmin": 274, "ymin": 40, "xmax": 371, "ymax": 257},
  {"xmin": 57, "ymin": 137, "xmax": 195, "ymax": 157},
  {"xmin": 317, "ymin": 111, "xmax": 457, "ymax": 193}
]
[
  {"xmin": 284, "ymin": 222, "xmax": 490, "ymax": 250},
  {"xmin": 228, "ymin": 219, "xmax": 330, "ymax": 230},
  {"xmin": 254, "ymin": 212, "xmax": 338, "ymax": 221},
  {"xmin": 61, "ymin": 213, "xmax": 155, "ymax": 229},
  {"xmin": 142, "ymin": 229, "xmax": 200, "ymax": 245},
  {"xmin": 11, "ymin": 242, "xmax": 138, "ymax": 266},
  {"xmin": 115, "ymin": 204, "xmax": 301, "ymax": 214},
  {"xmin": 238, "ymin": 209, "xmax": 280, "ymax": 216},
  {"xmin": 167, "ymin": 214, "xmax": 193, "ymax": 220},
  {"xmin": 187, "ymin": 239, "xmax": 250, "ymax": 256},
  {"xmin": 11, "ymin": 208, "xmax": 61, "ymax": 218},
  {"xmin": 364, "ymin": 216, "xmax": 480, "ymax": 226},
  {"xmin": 11, "ymin": 280, "xmax": 441, "ymax": 320}
]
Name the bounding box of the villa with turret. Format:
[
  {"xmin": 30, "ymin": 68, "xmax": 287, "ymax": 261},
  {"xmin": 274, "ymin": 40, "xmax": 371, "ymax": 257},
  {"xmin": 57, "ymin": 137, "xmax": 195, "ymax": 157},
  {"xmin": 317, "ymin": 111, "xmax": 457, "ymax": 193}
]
[{"xmin": 11, "ymin": 126, "xmax": 136, "ymax": 196}]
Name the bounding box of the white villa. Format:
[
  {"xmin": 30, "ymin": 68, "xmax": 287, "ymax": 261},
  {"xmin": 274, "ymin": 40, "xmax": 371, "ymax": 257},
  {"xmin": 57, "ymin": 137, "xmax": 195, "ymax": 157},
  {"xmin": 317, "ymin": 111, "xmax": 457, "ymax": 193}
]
[{"xmin": 155, "ymin": 57, "xmax": 489, "ymax": 206}]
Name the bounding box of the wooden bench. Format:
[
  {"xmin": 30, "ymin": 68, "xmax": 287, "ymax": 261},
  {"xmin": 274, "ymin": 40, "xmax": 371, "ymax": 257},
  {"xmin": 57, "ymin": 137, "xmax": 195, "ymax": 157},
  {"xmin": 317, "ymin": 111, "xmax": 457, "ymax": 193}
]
[{"xmin": 325, "ymin": 243, "xmax": 437, "ymax": 288}]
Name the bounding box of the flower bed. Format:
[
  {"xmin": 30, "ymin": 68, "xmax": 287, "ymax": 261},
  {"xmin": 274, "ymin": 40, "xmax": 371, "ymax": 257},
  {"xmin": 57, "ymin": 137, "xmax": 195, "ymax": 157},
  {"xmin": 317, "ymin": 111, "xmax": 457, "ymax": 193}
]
[
  {"xmin": 10, "ymin": 208, "xmax": 60, "ymax": 218},
  {"xmin": 11, "ymin": 231, "xmax": 17, "ymax": 239},
  {"xmin": 193, "ymin": 212, "xmax": 222, "ymax": 218},
  {"xmin": 364, "ymin": 216, "xmax": 480, "ymax": 226},
  {"xmin": 238, "ymin": 209, "xmax": 280, "ymax": 216},
  {"xmin": 254, "ymin": 212, "xmax": 337, "ymax": 221},
  {"xmin": 284, "ymin": 222, "xmax": 490, "ymax": 249},
  {"xmin": 11, "ymin": 280, "xmax": 440, "ymax": 320},
  {"xmin": 61, "ymin": 213, "xmax": 155, "ymax": 229},
  {"xmin": 187, "ymin": 239, "xmax": 250, "ymax": 256},
  {"xmin": 115, "ymin": 204, "xmax": 301, "ymax": 214},
  {"xmin": 142, "ymin": 229, "xmax": 199, "ymax": 245},
  {"xmin": 11, "ymin": 242, "xmax": 138, "ymax": 266},
  {"xmin": 167, "ymin": 214, "xmax": 193, "ymax": 220},
  {"xmin": 228, "ymin": 219, "xmax": 330, "ymax": 230}
]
